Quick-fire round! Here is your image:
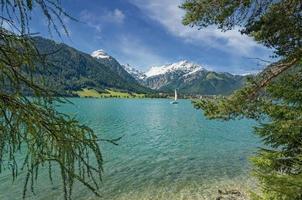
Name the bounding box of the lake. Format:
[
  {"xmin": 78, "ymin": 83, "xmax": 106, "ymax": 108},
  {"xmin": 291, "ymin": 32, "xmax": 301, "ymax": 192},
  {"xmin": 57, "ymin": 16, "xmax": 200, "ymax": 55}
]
[{"xmin": 0, "ymin": 98, "xmax": 259, "ymax": 200}]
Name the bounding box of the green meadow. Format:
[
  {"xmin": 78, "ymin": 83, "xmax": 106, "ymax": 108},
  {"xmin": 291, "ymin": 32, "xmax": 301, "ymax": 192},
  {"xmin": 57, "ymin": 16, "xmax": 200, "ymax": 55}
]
[{"xmin": 75, "ymin": 88, "xmax": 145, "ymax": 98}]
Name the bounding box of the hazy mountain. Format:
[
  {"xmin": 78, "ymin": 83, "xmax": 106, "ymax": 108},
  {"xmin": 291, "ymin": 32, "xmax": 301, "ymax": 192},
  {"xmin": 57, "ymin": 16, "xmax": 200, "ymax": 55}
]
[
  {"xmin": 124, "ymin": 60, "xmax": 245, "ymax": 95},
  {"xmin": 122, "ymin": 64, "xmax": 146, "ymax": 80}
]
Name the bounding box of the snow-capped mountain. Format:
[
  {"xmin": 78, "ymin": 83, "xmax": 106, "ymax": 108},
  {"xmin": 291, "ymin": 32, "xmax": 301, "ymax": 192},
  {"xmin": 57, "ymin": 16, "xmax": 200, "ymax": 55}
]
[
  {"xmin": 91, "ymin": 49, "xmax": 149, "ymax": 92},
  {"xmin": 91, "ymin": 49, "xmax": 111, "ymax": 59},
  {"xmin": 91, "ymin": 50, "xmax": 245, "ymax": 95},
  {"xmin": 91, "ymin": 49, "xmax": 122, "ymax": 74},
  {"xmin": 145, "ymin": 60, "xmax": 204, "ymax": 78},
  {"xmin": 122, "ymin": 60, "xmax": 245, "ymax": 95},
  {"xmin": 122, "ymin": 60, "xmax": 206, "ymax": 82},
  {"xmin": 142, "ymin": 60, "xmax": 207, "ymax": 90}
]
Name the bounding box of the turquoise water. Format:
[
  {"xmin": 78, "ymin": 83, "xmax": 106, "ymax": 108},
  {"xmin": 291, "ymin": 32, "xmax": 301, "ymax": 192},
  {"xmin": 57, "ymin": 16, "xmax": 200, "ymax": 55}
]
[{"xmin": 0, "ymin": 99, "xmax": 259, "ymax": 199}]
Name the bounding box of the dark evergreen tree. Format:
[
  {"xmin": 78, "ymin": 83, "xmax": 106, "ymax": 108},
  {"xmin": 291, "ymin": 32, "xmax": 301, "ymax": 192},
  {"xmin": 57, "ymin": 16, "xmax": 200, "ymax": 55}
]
[
  {"xmin": 0, "ymin": 1, "xmax": 108, "ymax": 199},
  {"xmin": 182, "ymin": 0, "xmax": 302, "ymax": 199}
]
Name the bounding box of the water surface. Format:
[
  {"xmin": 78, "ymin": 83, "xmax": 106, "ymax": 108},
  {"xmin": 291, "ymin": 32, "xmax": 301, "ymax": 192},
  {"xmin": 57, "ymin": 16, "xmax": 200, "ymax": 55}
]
[{"xmin": 0, "ymin": 99, "xmax": 259, "ymax": 199}]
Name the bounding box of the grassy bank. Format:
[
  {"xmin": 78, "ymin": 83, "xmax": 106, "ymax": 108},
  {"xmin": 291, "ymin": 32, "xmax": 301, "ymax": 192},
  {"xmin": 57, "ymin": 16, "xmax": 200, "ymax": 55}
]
[{"xmin": 75, "ymin": 88, "xmax": 145, "ymax": 98}]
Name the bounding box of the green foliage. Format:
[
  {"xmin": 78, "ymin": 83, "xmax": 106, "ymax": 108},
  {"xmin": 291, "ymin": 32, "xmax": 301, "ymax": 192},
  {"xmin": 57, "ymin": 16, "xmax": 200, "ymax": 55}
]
[
  {"xmin": 182, "ymin": 0, "xmax": 302, "ymax": 199},
  {"xmin": 0, "ymin": 1, "xmax": 106, "ymax": 199},
  {"xmin": 181, "ymin": 0, "xmax": 302, "ymax": 57},
  {"xmin": 250, "ymin": 69, "xmax": 302, "ymax": 199},
  {"xmin": 194, "ymin": 64, "xmax": 302, "ymax": 200}
]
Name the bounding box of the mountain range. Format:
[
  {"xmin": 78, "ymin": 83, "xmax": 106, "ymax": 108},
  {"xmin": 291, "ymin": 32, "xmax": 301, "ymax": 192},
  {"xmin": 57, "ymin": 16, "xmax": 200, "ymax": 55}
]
[
  {"xmin": 30, "ymin": 36, "xmax": 245, "ymax": 96},
  {"xmin": 123, "ymin": 61, "xmax": 246, "ymax": 95}
]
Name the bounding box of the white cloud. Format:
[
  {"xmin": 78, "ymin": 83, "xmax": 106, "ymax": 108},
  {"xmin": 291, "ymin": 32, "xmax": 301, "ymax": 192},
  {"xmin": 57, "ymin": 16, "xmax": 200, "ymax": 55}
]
[
  {"xmin": 79, "ymin": 10, "xmax": 102, "ymax": 32},
  {"xmin": 128, "ymin": 0, "xmax": 265, "ymax": 56},
  {"xmin": 117, "ymin": 35, "xmax": 169, "ymax": 69},
  {"xmin": 108, "ymin": 9, "xmax": 125, "ymax": 24},
  {"xmin": 79, "ymin": 8, "xmax": 125, "ymax": 33}
]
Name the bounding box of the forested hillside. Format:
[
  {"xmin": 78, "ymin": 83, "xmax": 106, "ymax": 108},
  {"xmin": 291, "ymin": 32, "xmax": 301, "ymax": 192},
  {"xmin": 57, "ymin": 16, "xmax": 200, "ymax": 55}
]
[{"xmin": 32, "ymin": 37, "xmax": 150, "ymax": 95}]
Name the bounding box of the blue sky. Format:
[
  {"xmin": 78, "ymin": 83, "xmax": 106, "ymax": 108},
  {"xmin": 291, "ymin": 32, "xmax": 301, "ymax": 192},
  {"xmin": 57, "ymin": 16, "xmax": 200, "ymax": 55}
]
[{"xmin": 28, "ymin": 0, "xmax": 273, "ymax": 74}]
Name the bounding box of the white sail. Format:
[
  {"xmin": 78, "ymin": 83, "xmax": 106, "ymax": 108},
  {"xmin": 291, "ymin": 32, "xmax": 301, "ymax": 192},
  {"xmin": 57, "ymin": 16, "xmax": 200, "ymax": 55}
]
[{"xmin": 171, "ymin": 89, "xmax": 179, "ymax": 104}]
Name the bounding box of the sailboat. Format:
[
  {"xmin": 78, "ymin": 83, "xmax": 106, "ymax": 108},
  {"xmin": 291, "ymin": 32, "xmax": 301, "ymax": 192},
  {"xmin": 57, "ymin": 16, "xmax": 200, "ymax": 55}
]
[{"xmin": 171, "ymin": 89, "xmax": 178, "ymax": 104}]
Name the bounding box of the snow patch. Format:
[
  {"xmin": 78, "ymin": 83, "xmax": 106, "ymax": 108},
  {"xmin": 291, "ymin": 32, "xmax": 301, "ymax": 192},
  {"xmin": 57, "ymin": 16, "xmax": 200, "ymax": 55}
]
[
  {"xmin": 122, "ymin": 64, "xmax": 146, "ymax": 80},
  {"xmin": 145, "ymin": 60, "xmax": 204, "ymax": 78},
  {"xmin": 91, "ymin": 49, "xmax": 110, "ymax": 59}
]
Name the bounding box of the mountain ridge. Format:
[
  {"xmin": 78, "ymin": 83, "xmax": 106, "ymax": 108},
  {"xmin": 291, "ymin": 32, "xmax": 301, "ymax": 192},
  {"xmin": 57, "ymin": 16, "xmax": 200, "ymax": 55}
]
[
  {"xmin": 29, "ymin": 36, "xmax": 245, "ymax": 96},
  {"xmin": 122, "ymin": 60, "xmax": 246, "ymax": 95}
]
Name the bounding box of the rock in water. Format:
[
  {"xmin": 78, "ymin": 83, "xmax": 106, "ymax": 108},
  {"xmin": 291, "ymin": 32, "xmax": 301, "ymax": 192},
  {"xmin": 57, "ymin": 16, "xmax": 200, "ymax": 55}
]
[{"xmin": 216, "ymin": 189, "xmax": 247, "ymax": 200}]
